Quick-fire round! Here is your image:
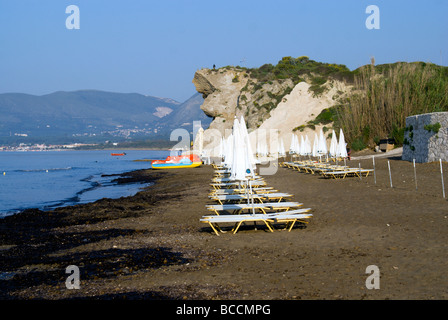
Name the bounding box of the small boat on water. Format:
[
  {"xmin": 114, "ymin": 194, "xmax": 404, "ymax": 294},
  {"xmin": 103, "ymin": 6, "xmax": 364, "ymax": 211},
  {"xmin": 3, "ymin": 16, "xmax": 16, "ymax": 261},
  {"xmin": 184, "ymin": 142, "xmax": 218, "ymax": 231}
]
[
  {"xmin": 151, "ymin": 154, "xmax": 202, "ymax": 169},
  {"xmin": 111, "ymin": 152, "xmax": 126, "ymax": 156}
]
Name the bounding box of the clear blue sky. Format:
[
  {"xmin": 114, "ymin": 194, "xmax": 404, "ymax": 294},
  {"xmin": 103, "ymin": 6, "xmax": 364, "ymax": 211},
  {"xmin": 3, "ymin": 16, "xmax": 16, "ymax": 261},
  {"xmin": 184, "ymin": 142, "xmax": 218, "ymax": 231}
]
[{"xmin": 0, "ymin": 0, "xmax": 447, "ymax": 102}]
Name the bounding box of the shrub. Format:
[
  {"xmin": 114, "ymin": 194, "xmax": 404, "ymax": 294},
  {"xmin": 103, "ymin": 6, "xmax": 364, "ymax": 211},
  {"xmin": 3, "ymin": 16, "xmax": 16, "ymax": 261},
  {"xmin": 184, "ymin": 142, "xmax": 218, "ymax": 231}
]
[
  {"xmin": 351, "ymin": 137, "xmax": 367, "ymax": 151},
  {"xmin": 424, "ymin": 122, "xmax": 441, "ymax": 134},
  {"xmin": 247, "ymin": 56, "xmax": 352, "ymax": 85},
  {"xmin": 314, "ymin": 108, "xmax": 336, "ymax": 124},
  {"xmin": 389, "ymin": 125, "xmax": 405, "ymax": 146},
  {"xmin": 293, "ymin": 125, "xmax": 306, "ymax": 132}
]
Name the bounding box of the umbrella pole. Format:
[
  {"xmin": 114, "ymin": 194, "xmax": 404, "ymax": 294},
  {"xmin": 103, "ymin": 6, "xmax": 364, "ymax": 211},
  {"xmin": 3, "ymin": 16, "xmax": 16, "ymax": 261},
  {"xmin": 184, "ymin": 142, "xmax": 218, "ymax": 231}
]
[
  {"xmin": 440, "ymin": 159, "xmax": 445, "ymax": 199},
  {"xmin": 413, "ymin": 158, "xmax": 417, "ymax": 191},
  {"xmin": 246, "ymin": 179, "xmax": 257, "ymax": 230},
  {"xmin": 248, "ymin": 180, "xmax": 256, "ymax": 216}
]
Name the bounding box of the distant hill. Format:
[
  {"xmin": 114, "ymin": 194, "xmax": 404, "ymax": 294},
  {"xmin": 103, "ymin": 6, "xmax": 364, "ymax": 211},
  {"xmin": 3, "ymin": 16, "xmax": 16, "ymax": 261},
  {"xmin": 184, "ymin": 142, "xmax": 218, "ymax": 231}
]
[
  {"xmin": 0, "ymin": 90, "xmax": 212, "ymax": 145},
  {"xmin": 162, "ymin": 92, "xmax": 211, "ymax": 129}
]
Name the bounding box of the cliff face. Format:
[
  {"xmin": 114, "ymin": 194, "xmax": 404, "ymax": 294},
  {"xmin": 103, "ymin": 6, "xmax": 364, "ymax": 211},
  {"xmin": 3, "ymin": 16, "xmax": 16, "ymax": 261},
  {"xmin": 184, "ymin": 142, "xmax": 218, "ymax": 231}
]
[
  {"xmin": 192, "ymin": 68, "xmax": 249, "ymax": 133},
  {"xmin": 192, "ymin": 66, "xmax": 351, "ymax": 153}
]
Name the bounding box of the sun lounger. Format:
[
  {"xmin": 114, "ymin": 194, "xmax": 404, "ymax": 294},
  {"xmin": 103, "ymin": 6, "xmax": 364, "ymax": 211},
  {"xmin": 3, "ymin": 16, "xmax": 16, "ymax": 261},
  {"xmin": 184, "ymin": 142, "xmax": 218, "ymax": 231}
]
[
  {"xmin": 208, "ymin": 193, "xmax": 265, "ymax": 204},
  {"xmin": 201, "ymin": 208, "xmax": 312, "ymax": 220},
  {"xmin": 205, "ymin": 201, "xmax": 303, "ymax": 215},
  {"xmin": 214, "ymin": 169, "xmax": 230, "ymax": 174},
  {"xmin": 200, "ymin": 214, "xmax": 275, "ymax": 235},
  {"xmin": 209, "ymin": 187, "xmax": 276, "ymax": 195},
  {"xmin": 209, "ymin": 193, "xmax": 293, "ymax": 204},
  {"xmin": 212, "ymin": 176, "xmax": 264, "ymax": 183},
  {"xmin": 320, "ymin": 169, "xmax": 373, "ymax": 179},
  {"xmin": 210, "ymin": 180, "xmax": 267, "ymax": 189},
  {"xmin": 200, "ymin": 208, "xmax": 313, "ymax": 235},
  {"xmin": 270, "ymin": 212, "xmax": 313, "ymax": 231},
  {"xmin": 213, "ymin": 171, "xmax": 261, "ymax": 178},
  {"xmin": 311, "ymin": 166, "xmax": 348, "ymax": 174}
]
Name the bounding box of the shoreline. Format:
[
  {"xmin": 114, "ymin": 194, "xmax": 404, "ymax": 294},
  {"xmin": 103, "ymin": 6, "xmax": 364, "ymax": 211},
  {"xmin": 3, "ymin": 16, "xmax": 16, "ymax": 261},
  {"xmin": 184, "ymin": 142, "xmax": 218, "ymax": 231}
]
[
  {"xmin": 1, "ymin": 157, "xmax": 448, "ymax": 300},
  {"xmin": 0, "ymin": 169, "xmax": 159, "ymax": 219}
]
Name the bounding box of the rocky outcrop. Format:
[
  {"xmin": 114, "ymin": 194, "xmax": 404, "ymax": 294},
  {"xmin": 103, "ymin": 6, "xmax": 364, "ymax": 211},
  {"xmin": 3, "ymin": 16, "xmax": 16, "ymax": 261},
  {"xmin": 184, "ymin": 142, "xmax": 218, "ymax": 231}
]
[
  {"xmin": 192, "ymin": 68, "xmax": 249, "ymax": 134},
  {"xmin": 192, "ymin": 66, "xmax": 351, "ymax": 154},
  {"xmin": 192, "ymin": 72, "xmax": 216, "ymax": 100}
]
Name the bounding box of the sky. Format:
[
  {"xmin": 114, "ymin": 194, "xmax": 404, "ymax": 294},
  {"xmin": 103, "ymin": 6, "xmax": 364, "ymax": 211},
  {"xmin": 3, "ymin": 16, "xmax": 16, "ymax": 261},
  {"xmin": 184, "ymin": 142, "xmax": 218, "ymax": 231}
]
[{"xmin": 0, "ymin": 0, "xmax": 447, "ymax": 102}]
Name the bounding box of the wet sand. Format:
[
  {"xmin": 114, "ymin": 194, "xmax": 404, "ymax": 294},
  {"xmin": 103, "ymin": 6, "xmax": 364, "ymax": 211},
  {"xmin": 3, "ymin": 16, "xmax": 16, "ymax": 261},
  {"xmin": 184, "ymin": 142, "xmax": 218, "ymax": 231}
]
[{"xmin": 1, "ymin": 154, "xmax": 447, "ymax": 301}]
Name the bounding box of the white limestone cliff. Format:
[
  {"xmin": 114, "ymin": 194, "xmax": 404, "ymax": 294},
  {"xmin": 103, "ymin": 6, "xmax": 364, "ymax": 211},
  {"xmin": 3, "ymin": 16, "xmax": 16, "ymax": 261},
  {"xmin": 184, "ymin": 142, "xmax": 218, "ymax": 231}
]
[{"xmin": 192, "ymin": 67, "xmax": 351, "ymax": 155}]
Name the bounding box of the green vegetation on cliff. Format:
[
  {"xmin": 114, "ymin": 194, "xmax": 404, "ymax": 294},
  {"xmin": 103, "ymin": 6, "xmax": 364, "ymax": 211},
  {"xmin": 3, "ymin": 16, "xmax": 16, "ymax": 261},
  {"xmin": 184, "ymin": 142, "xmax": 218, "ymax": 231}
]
[
  {"xmin": 240, "ymin": 56, "xmax": 354, "ymax": 97},
  {"xmin": 248, "ymin": 56, "xmax": 354, "ymax": 85}
]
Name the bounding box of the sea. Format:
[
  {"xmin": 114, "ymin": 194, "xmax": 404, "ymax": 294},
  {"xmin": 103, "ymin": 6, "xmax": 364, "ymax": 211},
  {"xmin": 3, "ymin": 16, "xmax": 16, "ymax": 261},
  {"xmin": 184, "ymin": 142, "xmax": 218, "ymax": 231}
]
[{"xmin": 0, "ymin": 150, "xmax": 170, "ymax": 218}]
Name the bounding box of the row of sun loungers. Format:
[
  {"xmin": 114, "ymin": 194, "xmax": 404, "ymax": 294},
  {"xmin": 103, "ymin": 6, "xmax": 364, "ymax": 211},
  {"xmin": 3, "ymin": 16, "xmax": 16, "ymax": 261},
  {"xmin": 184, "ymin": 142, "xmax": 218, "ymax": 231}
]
[
  {"xmin": 200, "ymin": 165, "xmax": 313, "ymax": 235},
  {"xmin": 282, "ymin": 160, "xmax": 373, "ymax": 179}
]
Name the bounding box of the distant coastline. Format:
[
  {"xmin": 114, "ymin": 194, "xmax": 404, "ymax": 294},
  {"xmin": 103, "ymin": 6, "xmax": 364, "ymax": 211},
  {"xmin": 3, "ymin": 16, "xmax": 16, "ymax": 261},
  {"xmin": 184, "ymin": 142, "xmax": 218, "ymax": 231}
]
[{"xmin": 0, "ymin": 141, "xmax": 175, "ymax": 152}]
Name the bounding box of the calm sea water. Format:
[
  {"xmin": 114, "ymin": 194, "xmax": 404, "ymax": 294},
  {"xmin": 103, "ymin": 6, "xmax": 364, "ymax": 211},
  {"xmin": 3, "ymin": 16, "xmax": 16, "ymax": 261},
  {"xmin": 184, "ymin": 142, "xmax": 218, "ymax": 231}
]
[{"xmin": 0, "ymin": 150, "xmax": 170, "ymax": 217}]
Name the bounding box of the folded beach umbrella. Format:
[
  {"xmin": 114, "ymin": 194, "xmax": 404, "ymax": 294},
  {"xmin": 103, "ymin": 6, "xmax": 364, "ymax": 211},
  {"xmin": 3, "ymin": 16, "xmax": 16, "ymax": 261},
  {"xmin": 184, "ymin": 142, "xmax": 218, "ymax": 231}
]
[
  {"xmin": 256, "ymin": 140, "xmax": 262, "ymax": 157},
  {"xmin": 230, "ymin": 118, "xmax": 246, "ymax": 181},
  {"xmin": 223, "ymin": 134, "xmax": 234, "ymax": 168},
  {"xmin": 289, "ymin": 133, "xmax": 296, "ymax": 155},
  {"xmin": 193, "ymin": 127, "xmax": 204, "ymax": 157},
  {"xmin": 337, "ymin": 128, "xmax": 348, "ymax": 158},
  {"xmin": 278, "ymin": 138, "xmax": 286, "ymax": 157},
  {"xmin": 221, "ymin": 136, "xmax": 227, "ymax": 160},
  {"xmin": 329, "ymin": 129, "xmax": 338, "ymax": 157},
  {"xmin": 312, "ymin": 133, "xmax": 319, "ymax": 157},
  {"xmin": 318, "ymin": 128, "xmax": 328, "ymax": 155},
  {"xmin": 258, "ymin": 140, "xmax": 266, "ymax": 157},
  {"xmin": 256, "ymin": 134, "xmax": 267, "ymax": 157},
  {"xmin": 299, "ymin": 135, "xmax": 306, "ymax": 156},
  {"xmin": 239, "ymin": 116, "xmax": 257, "ymax": 173},
  {"xmin": 304, "ymin": 135, "xmax": 312, "ymax": 155},
  {"xmin": 295, "ymin": 134, "xmax": 300, "ymax": 155},
  {"xmin": 230, "ymin": 117, "xmax": 256, "ymax": 214},
  {"xmin": 290, "ymin": 134, "xmax": 299, "ymax": 155},
  {"xmin": 218, "ymin": 136, "xmax": 224, "ymax": 159}
]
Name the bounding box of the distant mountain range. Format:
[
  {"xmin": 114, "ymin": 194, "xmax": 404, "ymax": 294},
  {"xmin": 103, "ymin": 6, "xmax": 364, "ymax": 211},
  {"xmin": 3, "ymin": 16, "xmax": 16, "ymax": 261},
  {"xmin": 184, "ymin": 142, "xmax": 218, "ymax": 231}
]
[{"xmin": 0, "ymin": 90, "xmax": 212, "ymax": 145}]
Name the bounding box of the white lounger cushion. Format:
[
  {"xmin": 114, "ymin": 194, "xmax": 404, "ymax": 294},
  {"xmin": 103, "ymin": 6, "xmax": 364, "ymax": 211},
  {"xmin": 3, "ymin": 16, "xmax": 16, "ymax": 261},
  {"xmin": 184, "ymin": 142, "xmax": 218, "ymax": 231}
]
[
  {"xmin": 210, "ymin": 187, "xmax": 275, "ymax": 194},
  {"xmin": 206, "ymin": 202, "xmax": 302, "ymax": 211},
  {"xmin": 209, "ymin": 193, "xmax": 292, "ymax": 200},
  {"xmin": 201, "ymin": 208, "xmax": 312, "ymax": 221}
]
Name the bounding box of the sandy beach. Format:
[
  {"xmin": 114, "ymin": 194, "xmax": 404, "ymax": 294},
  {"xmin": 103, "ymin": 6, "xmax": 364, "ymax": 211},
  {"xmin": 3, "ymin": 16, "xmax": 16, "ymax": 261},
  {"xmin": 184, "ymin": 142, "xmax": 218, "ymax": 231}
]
[{"xmin": 1, "ymin": 152, "xmax": 447, "ymax": 301}]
